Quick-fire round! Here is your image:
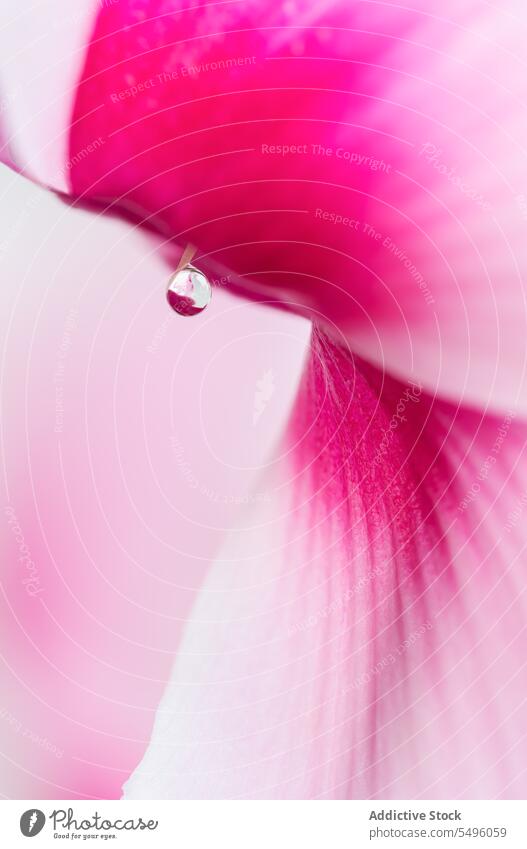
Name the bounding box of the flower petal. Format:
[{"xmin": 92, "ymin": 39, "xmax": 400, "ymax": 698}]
[
  {"xmin": 124, "ymin": 327, "xmax": 527, "ymax": 798},
  {"xmin": 0, "ymin": 0, "xmax": 98, "ymax": 190},
  {"xmin": 0, "ymin": 163, "xmax": 310, "ymax": 798},
  {"xmin": 66, "ymin": 0, "xmax": 527, "ymax": 413}
]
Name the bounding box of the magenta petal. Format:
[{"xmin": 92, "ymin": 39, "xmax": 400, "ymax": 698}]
[{"xmin": 124, "ymin": 328, "xmax": 527, "ymax": 798}]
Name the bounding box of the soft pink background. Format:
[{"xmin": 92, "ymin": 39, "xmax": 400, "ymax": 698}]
[{"xmin": 0, "ymin": 163, "xmax": 310, "ymax": 798}]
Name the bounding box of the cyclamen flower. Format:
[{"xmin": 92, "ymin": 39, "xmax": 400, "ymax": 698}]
[{"xmin": 2, "ymin": 0, "xmax": 527, "ymax": 799}]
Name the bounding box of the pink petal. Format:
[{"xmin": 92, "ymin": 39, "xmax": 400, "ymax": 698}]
[
  {"xmin": 67, "ymin": 0, "xmax": 527, "ymax": 412},
  {"xmin": 0, "ymin": 0, "xmax": 97, "ymax": 190},
  {"xmin": 0, "ymin": 166, "xmax": 309, "ymax": 797},
  {"xmin": 124, "ymin": 327, "xmax": 527, "ymax": 798}
]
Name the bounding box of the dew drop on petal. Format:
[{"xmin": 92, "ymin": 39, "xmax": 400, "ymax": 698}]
[{"xmin": 166, "ymin": 264, "xmax": 212, "ymax": 316}]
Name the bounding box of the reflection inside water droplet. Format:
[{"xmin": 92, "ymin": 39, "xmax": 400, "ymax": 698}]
[{"xmin": 166, "ymin": 264, "xmax": 212, "ymax": 316}]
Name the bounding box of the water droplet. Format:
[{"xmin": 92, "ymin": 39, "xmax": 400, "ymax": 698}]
[{"xmin": 166, "ymin": 264, "xmax": 212, "ymax": 316}]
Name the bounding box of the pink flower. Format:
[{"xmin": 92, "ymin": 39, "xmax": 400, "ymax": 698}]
[{"xmin": 2, "ymin": 0, "xmax": 527, "ymax": 798}]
